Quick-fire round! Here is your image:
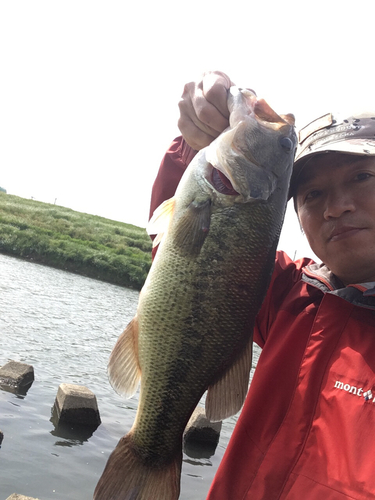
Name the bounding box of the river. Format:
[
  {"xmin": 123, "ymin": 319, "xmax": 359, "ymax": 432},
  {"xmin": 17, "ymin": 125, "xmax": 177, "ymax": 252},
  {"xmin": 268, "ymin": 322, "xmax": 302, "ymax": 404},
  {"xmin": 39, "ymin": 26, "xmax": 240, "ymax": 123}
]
[{"xmin": 0, "ymin": 253, "xmax": 260, "ymax": 500}]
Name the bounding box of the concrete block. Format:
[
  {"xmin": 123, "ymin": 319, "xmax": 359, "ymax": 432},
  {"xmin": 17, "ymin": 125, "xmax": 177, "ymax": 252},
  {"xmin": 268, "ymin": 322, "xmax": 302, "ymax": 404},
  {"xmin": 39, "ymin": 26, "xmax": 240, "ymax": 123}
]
[
  {"xmin": 6, "ymin": 495, "xmax": 40, "ymax": 500},
  {"xmin": 183, "ymin": 406, "xmax": 222, "ymax": 458},
  {"xmin": 52, "ymin": 383, "xmax": 101, "ymax": 428},
  {"xmin": 0, "ymin": 361, "xmax": 34, "ymax": 394}
]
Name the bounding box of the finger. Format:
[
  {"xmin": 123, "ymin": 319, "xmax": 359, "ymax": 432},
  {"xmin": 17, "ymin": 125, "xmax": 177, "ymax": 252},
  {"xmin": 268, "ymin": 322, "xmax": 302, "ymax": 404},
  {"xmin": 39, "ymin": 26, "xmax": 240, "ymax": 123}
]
[
  {"xmin": 178, "ymin": 95, "xmax": 223, "ymax": 142},
  {"xmin": 180, "ymin": 80, "xmax": 230, "ymax": 134},
  {"xmin": 201, "ymin": 71, "xmax": 235, "ymax": 118},
  {"xmin": 177, "ymin": 115, "xmax": 218, "ymax": 151},
  {"xmin": 189, "ymin": 93, "xmax": 230, "ymax": 134},
  {"xmin": 177, "ymin": 72, "xmax": 234, "ymax": 150}
]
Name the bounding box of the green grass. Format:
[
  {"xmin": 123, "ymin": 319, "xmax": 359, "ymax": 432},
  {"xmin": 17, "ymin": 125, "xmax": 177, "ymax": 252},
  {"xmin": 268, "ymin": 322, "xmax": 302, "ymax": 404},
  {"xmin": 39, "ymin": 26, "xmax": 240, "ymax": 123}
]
[{"xmin": 0, "ymin": 193, "xmax": 152, "ymax": 290}]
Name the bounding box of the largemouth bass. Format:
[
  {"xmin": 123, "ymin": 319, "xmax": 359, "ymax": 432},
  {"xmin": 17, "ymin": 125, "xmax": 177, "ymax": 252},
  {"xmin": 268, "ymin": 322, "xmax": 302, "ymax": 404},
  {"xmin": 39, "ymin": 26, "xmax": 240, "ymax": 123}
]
[{"xmin": 94, "ymin": 87, "xmax": 297, "ymax": 500}]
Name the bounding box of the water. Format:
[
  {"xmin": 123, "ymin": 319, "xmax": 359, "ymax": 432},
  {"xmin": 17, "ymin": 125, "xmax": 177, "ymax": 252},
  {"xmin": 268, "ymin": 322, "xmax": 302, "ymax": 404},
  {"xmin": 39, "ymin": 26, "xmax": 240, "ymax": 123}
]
[{"xmin": 0, "ymin": 254, "xmax": 260, "ymax": 500}]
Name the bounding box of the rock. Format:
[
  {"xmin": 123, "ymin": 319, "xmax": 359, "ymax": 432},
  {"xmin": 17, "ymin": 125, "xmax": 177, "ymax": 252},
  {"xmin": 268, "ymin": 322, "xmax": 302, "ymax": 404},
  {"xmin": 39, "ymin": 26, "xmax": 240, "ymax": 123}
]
[
  {"xmin": 6, "ymin": 495, "xmax": 41, "ymax": 500},
  {"xmin": 183, "ymin": 406, "xmax": 222, "ymax": 458},
  {"xmin": 52, "ymin": 383, "xmax": 101, "ymax": 428},
  {"xmin": 0, "ymin": 429, "xmax": 3, "ymax": 445},
  {"xmin": 0, "ymin": 361, "xmax": 34, "ymax": 394}
]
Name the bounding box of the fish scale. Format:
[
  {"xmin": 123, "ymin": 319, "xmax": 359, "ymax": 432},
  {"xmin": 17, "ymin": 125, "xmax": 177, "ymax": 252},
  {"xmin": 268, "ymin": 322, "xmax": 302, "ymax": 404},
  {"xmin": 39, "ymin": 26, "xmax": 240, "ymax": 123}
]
[{"xmin": 94, "ymin": 87, "xmax": 297, "ymax": 500}]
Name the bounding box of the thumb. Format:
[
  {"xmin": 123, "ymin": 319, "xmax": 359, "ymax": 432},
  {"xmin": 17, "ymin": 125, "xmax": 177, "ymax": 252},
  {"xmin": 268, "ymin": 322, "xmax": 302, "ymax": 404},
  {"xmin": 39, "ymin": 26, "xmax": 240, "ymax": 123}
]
[{"xmin": 201, "ymin": 71, "xmax": 235, "ymax": 118}]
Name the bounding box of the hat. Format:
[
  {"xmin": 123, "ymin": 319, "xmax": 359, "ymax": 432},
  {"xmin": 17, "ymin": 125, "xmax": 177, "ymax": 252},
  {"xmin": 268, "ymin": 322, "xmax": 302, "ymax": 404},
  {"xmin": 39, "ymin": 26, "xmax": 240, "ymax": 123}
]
[{"xmin": 289, "ymin": 111, "xmax": 375, "ymax": 198}]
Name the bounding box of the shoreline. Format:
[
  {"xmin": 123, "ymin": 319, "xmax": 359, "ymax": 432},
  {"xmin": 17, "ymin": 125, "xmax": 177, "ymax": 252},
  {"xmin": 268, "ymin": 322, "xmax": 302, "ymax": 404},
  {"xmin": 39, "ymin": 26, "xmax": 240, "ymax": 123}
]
[{"xmin": 0, "ymin": 193, "xmax": 151, "ymax": 290}]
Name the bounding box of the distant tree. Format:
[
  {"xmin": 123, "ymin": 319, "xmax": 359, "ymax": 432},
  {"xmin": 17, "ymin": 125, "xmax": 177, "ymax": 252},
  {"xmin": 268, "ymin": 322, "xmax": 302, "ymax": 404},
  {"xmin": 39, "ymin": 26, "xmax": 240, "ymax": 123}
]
[{"xmin": 0, "ymin": 187, "xmax": 6, "ymax": 193}]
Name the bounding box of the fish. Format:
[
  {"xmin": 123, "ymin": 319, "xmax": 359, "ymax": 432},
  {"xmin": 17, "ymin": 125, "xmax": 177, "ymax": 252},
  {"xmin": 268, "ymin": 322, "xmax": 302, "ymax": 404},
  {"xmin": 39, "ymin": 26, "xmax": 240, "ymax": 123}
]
[{"xmin": 94, "ymin": 87, "xmax": 297, "ymax": 500}]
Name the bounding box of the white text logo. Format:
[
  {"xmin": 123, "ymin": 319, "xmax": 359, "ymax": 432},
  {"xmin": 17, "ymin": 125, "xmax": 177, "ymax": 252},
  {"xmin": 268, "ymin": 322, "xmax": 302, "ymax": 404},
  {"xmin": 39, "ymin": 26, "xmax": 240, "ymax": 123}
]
[{"xmin": 334, "ymin": 380, "xmax": 374, "ymax": 402}]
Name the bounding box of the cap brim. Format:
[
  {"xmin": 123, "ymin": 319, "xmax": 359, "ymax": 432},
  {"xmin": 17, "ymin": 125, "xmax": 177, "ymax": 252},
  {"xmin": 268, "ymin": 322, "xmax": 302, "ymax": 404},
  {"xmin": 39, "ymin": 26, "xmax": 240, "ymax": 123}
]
[
  {"xmin": 299, "ymin": 138, "xmax": 375, "ymax": 158},
  {"xmin": 289, "ymin": 139, "xmax": 375, "ymax": 200}
]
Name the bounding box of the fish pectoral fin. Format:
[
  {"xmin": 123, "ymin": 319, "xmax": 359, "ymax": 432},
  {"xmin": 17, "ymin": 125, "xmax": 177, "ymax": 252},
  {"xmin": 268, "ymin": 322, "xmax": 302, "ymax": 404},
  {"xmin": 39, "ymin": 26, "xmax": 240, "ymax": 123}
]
[
  {"xmin": 147, "ymin": 197, "xmax": 176, "ymax": 248},
  {"xmin": 173, "ymin": 198, "xmax": 211, "ymax": 256},
  {"xmin": 205, "ymin": 338, "xmax": 253, "ymax": 421},
  {"xmin": 108, "ymin": 317, "xmax": 141, "ymax": 398}
]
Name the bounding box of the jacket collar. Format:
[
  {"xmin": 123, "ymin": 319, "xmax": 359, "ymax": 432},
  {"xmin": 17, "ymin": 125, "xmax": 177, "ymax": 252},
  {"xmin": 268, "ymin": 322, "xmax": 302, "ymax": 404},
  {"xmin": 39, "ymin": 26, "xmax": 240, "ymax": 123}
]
[
  {"xmin": 302, "ymin": 263, "xmax": 344, "ymax": 292},
  {"xmin": 302, "ymin": 263, "xmax": 375, "ymax": 309}
]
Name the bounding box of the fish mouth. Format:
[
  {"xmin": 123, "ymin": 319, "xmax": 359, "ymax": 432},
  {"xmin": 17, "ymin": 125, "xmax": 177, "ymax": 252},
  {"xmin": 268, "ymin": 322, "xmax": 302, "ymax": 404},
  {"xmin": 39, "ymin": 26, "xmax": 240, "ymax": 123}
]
[
  {"xmin": 205, "ymin": 87, "xmax": 295, "ymax": 202},
  {"xmin": 210, "ymin": 166, "xmax": 239, "ymax": 196}
]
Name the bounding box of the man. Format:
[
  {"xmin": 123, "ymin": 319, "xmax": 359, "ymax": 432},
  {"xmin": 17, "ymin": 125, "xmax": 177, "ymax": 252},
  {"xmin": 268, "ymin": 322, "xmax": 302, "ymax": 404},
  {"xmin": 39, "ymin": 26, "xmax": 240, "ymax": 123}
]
[{"xmin": 150, "ymin": 71, "xmax": 375, "ymax": 499}]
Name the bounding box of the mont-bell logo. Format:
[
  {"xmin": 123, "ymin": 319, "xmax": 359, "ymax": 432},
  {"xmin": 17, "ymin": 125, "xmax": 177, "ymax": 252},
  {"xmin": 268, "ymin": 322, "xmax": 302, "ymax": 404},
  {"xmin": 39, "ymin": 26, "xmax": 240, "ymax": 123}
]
[{"xmin": 334, "ymin": 380, "xmax": 375, "ymax": 403}]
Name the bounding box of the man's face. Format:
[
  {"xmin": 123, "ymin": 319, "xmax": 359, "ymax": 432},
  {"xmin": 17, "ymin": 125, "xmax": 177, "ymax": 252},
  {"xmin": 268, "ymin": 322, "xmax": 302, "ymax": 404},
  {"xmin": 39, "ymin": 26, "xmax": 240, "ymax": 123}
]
[{"xmin": 295, "ymin": 153, "xmax": 375, "ymax": 285}]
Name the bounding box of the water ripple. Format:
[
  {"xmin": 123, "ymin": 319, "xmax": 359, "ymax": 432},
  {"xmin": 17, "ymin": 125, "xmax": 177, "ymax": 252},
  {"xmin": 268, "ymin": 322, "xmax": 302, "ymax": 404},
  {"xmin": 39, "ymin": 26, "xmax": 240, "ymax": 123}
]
[{"xmin": 0, "ymin": 254, "xmax": 261, "ymax": 500}]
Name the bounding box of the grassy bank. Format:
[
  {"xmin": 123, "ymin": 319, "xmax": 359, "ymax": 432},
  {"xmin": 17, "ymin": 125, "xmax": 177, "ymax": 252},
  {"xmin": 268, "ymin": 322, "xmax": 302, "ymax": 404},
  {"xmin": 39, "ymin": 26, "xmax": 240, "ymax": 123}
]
[{"xmin": 0, "ymin": 193, "xmax": 152, "ymax": 290}]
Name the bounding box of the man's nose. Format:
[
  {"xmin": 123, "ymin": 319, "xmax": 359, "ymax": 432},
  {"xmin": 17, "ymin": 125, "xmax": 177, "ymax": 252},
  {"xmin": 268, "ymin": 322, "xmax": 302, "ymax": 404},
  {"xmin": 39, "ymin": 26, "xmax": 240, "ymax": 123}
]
[{"xmin": 323, "ymin": 189, "xmax": 356, "ymax": 219}]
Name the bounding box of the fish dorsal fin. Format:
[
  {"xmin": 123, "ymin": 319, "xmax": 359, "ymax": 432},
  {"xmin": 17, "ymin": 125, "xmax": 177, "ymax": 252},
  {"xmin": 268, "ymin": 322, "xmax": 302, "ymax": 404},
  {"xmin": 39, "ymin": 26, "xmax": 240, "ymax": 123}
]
[
  {"xmin": 147, "ymin": 197, "xmax": 176, "ymax": 248},
  {"xmin": 205, "ymin": 338, "xmax": 253, "ymax": 421},
  {"xmin": 108, "ymin": 317, "xmax": 141, "ymax": 398}
]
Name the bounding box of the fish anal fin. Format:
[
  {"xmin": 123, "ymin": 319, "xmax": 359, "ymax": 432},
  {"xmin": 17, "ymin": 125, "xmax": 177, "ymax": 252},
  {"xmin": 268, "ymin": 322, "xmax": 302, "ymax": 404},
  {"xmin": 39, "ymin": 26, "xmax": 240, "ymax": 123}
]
[
  {"xmin": 94, "ymin": 433, "xmax": 182, "ymax": 500},
  {"xmin": 173, "ymin": 199, "xmax": 211, "ymax": 257},
  {"xmin": 108, "ymin": 317, "xmax": 141, "ymax": 398},
  {"xmin": 147, "ymin": 197, "xmax": 176, "ymax": 247},
  {"xmin": 205, "ymin": 339, "xmax": 253, "ymax": 421}
]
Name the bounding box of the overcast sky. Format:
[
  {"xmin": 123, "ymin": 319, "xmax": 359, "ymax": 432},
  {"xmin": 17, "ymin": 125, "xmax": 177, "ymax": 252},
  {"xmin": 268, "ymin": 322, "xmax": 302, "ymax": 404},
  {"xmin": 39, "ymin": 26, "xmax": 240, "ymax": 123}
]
[{"xmin": 1, "ymin": 0, "xmax": 375, "ymax": 261}]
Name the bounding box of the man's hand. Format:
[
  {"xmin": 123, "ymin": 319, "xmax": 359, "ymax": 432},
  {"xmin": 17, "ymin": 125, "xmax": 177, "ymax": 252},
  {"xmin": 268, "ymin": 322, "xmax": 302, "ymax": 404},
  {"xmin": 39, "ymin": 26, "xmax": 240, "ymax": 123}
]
[{"xmin": 178, "ymin": 71, "xmax": 235, "ymax": 151}]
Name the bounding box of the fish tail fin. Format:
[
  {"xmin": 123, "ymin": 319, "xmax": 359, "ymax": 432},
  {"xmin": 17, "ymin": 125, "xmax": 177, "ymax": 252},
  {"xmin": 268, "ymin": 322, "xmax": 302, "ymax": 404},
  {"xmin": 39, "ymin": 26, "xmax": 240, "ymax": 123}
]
[{"xmin": 94, "ymin": 434, "xmax": 182, "ymax": 500}]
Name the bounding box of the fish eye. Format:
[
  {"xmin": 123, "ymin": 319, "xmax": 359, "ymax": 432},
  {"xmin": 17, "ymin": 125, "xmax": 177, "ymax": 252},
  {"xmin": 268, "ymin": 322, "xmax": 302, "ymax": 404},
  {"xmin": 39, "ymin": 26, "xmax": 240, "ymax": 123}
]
[{"xmin": 279, "ymin": 136, "xmax": 293, "ymax": 152}]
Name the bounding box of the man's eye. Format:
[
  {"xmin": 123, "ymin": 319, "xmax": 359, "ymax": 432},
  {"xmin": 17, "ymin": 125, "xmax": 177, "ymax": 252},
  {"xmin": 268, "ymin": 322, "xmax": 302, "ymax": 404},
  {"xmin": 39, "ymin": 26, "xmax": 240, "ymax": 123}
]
[
  {"xmin": 354, "ymin": 172, "xmax": 372, "ymax": 182},
  {"xmin": 305, "ymin": 189, "xmax": 321, "ymax": 201}
]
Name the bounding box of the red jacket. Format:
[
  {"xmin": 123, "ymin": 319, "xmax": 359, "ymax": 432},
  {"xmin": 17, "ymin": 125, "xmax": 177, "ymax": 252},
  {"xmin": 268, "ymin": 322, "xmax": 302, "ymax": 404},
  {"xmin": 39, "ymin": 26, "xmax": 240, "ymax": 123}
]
[{"xmin": 151, "ymin": 137, "xmax": 375, "ymax": 499}]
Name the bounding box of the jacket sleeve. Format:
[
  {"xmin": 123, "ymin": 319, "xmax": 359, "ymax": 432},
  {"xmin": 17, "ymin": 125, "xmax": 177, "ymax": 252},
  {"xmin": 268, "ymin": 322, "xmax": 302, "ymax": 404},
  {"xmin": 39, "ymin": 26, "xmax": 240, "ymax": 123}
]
[
  {"xmin": 149, "ymin": 136, "xmax": 197, "ymax": 258},
  {"xmin": 149, "ymin": 136, "xmax": 197, "ymax": 221},
  {"xmin": 254, "ymin": 250, "xmax": 315, "ymax": 348}
]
